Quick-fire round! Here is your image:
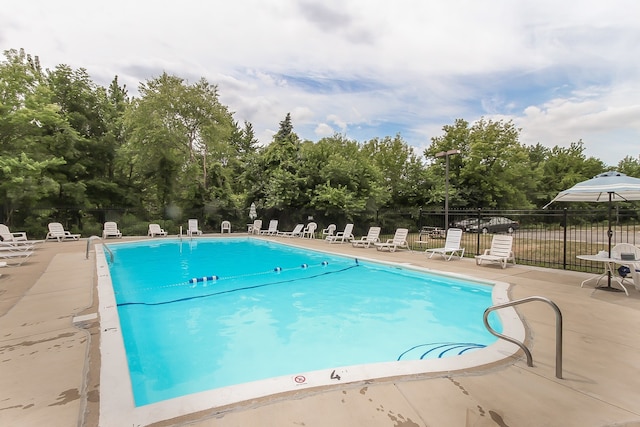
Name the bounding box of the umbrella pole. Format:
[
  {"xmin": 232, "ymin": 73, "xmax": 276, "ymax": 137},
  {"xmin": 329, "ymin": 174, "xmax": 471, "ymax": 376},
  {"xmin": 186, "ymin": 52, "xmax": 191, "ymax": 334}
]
[{"xmin": 596, "ymin": 192, "xmax": 623, "ymax": 292}]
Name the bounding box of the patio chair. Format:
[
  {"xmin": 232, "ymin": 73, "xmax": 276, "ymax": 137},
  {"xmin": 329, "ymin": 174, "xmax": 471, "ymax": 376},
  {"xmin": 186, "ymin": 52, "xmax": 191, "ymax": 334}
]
[
  {"xmin": 425, "ymin": 228, "xmax": 465, "ymax": 261},
  {"xmin": 351, "ymin": 226, "xmax": 381, "ymax": 248},
  {"xmin": 475, "ymin": 235, "xmax": 515, "ymax": 268},
  {"xmin": 326, "ymin": 223, "xmax": 354, "ymax": 244},
  {"xmin": 187, "ymin": 219, "xmax": 203, "ymax": 237},
  {"xmin": 0, "ymin": 224, "xmax": 27, "ymax": 242},
  {"xmin": 611, "ymin": 243, "xmax": 640, "ymax": 293},
  {"xmin": 148, "ymin": 223, "xmax": 167, "ymax": 237},
  {"xmin": 302, "ymin": 222, "xmax": 317, "ymax": 239},
  {"xmin": 102, "ymin": 221, "xmax": 122, "ymax": 239},
  {"xmin": 0, "ymin": 224, "xmax": 43, "ymax": 246},
  {"xmin": 277, "ymin": 224, "xmax": 304, "ymax": 238},
  {"xmin": 631, "ymin": 264, "xmax": 640, "ymax": 292},
  {"xmin": 260, "ymin": 220, "xmax": 279, "ymax": 235},
  {"xmin": 374, "ymin": 228, "xmax": 409, "ymax": 252},
  {"xmin": 321, "ymin": 224, "xmax": 336, "ymax": 239},
  {"xmin": 221, "ymin": 221, "xmax": 231, "ymax": 233},
  {"xmin": 0, "ymin": 246, "xmax": 34, "ymax": 265},
  {"xmin": 249, "ymin": 219, "xmax": 262, "ymax": 234},
  {"xmin": 46, "ymin": 222, "xmax": 81, "ymax": 242}
]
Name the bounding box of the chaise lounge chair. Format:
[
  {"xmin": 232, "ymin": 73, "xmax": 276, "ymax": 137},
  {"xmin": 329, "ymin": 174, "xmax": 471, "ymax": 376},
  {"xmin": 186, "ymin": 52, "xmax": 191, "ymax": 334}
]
[
  {"xmin": 351, "ymin": 226, "xmax": 381, "ymax": 248},
  {"xmin": 277, "ymin": 223, "xmax": 304, "ymax": 237},
  {"xmin": 0, "ymin": 224, "xmax": 43, "ymax": 247},
  {"xmin": 425, "ymin": 228, "xmax": 465, "ymax": 261},
  {"xmin": 102, "ymin": 221, "xmax": 122, "ymax": 239},
  {"xmin": 148, "ymin": 223, "xmax": 167, "ymax": 237},
  {"xmin": 260, "ymin": 220, "xmax": 279, "ymax": 236},
  {"xmin": 187, "ymin": 219, "xmax": 203, "ymax": 237},
  {"xmin": 46, "ymin": 222, "xmax": 81, "ymax": 242},
  {"xmin": 0, "ymin": 224, "xmax": 27, "ymax": 242},
  {"xmin": 326, "ymin": 223, "xmax": 354, "ymax": 244},
  {"xmin": 374, "ymin": 228, "xmax": 409, "ymax": 252},
  {"xmin": 302, "ymin": 222, "xmax": 317, "ymax": 239},
  {"xmin": 475, "ymin": 235, "xmax": 515, "ymax": 268},
  {"xmin": 0, "ymin": 246, "xmax": 34, "ymax": 265}
]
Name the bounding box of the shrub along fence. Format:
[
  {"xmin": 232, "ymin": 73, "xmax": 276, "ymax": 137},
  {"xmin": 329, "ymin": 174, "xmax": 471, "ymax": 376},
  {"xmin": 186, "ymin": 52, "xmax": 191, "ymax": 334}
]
[{"xmin": 1, "ymin": 206, "xmax": 639, "ymax": 276}]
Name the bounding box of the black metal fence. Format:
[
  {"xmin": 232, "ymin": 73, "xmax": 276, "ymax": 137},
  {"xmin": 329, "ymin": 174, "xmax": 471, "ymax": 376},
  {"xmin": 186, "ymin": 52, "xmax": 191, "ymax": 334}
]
[
  {"xmin": 2, "ymin": 206, "xmax": 639, "ymax": 276},
  {"xmin": 411, "ymin": 208, "xmax": 639, "ymax": 274}
]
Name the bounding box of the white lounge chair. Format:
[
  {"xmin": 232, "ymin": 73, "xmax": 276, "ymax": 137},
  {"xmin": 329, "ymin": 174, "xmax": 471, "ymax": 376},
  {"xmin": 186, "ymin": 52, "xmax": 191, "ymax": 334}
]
[
  {"xmin": 375, "ymin": 228, "xmax": 409, "ymax": 252},
  {"xmin": 249, "ymin": 219, "xmax": 262, "ymax": 235},
  {"xmin": 351, "ymin": 226, "xmax": 381, "ymax": 248},
  {"xmin": 187, "ymin": 219, "xmax": 203, "ymax": 237},
  {"xmin": 0, "ymin": 224, "xmax": 42, "ymax": 246},
  {"xmin": 46, "ymin": 222, "xmax": 80, "ymax": 242},
  {"xmin": 0, "ymin": 246, "xmax": 34, "ymax": 265},
  {"xmin": 302, "ymin": 222, "xmax": 317, "ymax": 239},
  {"xmin": 277, "ymin": 224, "xmax": 304, "ymax": 237},
  {"xmin": 321, "ymin": 224, "xmax": 336, "ymax": 239},
  {"xmin": 102, "ymin": 221, "xmax": 122, "ymax": 239},
  {"xmin": 221, "ymin": 221, "xmax": 231, "ymax": 233},
  {"xmin": 425, "ymin": 228, "xmax": 465, "ymax": 261},
  {"xmin": 0, "ymin": 224, "xmax": 27, "ymax": 242},
  {"xmin": 326, "ymin": 223, "xmax": 354, "ymax": 244},
  {"xmin": 148, "ymin": 223, "xmax": 167, "ymax": 237},
  {"xmin": 475, "ymin": 235, "xmax": 515, "ymax": 268},
  {"xmin": 260, "ymin": 220, "xmax": 279, "ymax": 235}
]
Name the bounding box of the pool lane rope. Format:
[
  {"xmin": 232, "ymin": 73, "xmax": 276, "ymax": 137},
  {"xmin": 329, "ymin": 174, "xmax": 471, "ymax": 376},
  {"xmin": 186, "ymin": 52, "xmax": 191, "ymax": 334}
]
[{"xmin": 117, "ymin": 260, "xmax": 356, "ymax": 307}]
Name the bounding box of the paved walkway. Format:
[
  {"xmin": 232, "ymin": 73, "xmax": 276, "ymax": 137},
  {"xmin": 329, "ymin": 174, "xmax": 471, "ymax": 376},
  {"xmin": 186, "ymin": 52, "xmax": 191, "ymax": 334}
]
[{"xmin": 1, "ymin": 236, "xmax": 639, "ymax": 427}]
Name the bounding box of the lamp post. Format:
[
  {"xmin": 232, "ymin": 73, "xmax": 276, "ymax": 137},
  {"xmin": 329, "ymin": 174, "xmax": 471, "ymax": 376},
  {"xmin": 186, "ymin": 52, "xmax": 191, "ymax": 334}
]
[{"xmin": 435, "ymin": 149, "xmax": 461, "ymax": 231}]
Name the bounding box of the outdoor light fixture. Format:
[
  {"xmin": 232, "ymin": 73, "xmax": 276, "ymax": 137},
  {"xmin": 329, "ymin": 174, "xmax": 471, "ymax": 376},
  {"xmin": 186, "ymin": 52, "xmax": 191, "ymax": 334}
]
[{"xmin": 435, "ymin": 149, "xmax": 461, "ymax": 230}]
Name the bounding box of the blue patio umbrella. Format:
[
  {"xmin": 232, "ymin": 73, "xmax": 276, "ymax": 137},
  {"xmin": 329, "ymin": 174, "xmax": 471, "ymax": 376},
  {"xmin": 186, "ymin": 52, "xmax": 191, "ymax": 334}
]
[{"xmin": 544, "ymin": 171, "xmax": 640, "ymax": 291}]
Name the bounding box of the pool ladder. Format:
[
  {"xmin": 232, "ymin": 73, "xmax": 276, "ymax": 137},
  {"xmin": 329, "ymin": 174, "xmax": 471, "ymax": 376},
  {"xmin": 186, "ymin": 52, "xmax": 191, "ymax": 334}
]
[
  {"xmin": 484, "ymin": 296, "xmax": 563, "ymax": 379},
  {"xmin": 86, "ymin": 235, "xmax": 114, "ymax": 263}
]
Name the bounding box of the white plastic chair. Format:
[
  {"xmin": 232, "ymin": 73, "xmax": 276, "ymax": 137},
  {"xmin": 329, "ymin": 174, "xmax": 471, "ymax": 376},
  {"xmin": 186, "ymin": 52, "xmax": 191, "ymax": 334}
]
[{"xmin": 425, "ymin": 228, "xmax": 465, "ymax": 261}]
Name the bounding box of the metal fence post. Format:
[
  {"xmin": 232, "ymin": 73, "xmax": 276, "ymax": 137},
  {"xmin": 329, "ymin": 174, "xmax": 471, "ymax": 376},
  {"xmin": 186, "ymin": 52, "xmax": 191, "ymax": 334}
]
[{"xmin": 563, "ymin": 208, "xmax": 568, "ymax": 269}]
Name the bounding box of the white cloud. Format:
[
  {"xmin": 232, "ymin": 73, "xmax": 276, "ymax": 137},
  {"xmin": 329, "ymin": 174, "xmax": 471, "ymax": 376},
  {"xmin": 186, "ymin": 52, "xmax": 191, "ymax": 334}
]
[{"xmin": 1, "ymin": 0, "xmax": 639, "ymax": 166}]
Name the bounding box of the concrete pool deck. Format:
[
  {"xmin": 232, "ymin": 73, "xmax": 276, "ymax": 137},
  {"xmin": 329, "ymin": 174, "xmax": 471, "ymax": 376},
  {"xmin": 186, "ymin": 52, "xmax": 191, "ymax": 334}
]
[{"xmin": 1, "ymin": 235, "xmax": 639, "ymax": 426}]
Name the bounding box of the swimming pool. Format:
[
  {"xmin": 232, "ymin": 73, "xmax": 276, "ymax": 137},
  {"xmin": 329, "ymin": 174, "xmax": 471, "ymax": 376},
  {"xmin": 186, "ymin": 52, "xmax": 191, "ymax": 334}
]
[{"xmin": 97, "ymin": 237, "xmax": 523, "ymax": 426}]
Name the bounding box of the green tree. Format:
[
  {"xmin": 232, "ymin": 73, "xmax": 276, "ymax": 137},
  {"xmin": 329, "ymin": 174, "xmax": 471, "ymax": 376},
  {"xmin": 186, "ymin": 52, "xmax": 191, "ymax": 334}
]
[
  {"xmin": 123, "ymin": 73, "xmax": 236, "ymax": 219},
  {"xmin": 362, "ymin": 134, "xmax": 428, "ymax": 207},
  {"xmin": 0, "ymin": 49, "xmax": 80, "ymax": 224},
  {"xmin": 303, "ymin": 135, "xmax": 384, "ymax": 224},
  {"xmin": 527, "ymin": 141, "xmax": 605, "ymax": 207},
  {"xmin": 426, "ymin": 118, "xmax": 535, "ymax": 209}
]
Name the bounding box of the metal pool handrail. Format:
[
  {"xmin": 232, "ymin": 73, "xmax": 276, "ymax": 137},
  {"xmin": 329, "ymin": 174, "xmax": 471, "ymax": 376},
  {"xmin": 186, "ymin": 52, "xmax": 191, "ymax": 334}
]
[
  {"xmin": 86, "ymin": 235, "xmax": 114, "ymax": 263},
  {"xmin": 483, "ymin": 296, "xmax": 563, "ymax": 379}
]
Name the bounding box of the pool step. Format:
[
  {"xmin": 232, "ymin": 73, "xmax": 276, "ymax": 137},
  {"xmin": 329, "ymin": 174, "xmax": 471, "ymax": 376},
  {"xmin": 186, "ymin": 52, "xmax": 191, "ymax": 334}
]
[{"xmin": 397, "ymin": 342, "xmax": 486, "ymax": 360}]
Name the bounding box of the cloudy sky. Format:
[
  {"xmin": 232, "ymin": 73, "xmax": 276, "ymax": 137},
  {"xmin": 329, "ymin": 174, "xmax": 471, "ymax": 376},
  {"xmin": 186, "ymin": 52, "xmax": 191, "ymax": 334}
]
[{"xmin": 2, "ymin": 0, "xmax": 639, "ymax": 165}]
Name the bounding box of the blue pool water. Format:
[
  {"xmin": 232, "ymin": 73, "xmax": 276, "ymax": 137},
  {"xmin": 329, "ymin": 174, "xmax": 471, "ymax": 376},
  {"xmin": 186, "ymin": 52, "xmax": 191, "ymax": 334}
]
[{"xmin": 106, "ymin": 238, "xmax": 500, "ymax": 406}]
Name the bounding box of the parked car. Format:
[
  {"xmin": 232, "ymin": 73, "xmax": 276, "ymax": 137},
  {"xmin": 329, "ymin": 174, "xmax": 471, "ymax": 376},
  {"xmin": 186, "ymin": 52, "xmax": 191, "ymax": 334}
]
[
  {"xmin": 453, "ymin": 218, "xmax": 479, "ymax": 229},
  {"xmin": 465, "ymin": 217, "xmax": 519, "ymax": 234}
]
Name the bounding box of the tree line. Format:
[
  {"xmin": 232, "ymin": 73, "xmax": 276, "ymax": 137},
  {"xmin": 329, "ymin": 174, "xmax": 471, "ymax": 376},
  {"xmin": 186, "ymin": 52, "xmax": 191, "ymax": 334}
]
[{"xmin": 2, "ymin": 48, "xmax": 639, "ymax": 235}]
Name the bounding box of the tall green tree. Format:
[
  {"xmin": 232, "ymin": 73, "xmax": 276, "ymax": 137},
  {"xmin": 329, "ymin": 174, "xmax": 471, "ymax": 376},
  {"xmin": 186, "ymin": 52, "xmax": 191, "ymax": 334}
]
[
  {"xmin": 527, "ymin": 141, "xmax": 605, "ymax": 207},
  {"xmin": 123, "ymin": 73, "xmax": 236, "ymax": 217},
  {"xmin": 426, "ymin": 118, "xmax": 535, "ymax": 209},
  {"xmin": 362, "ymin": 134, "xmax": 428, "ymax": 207},
  {"xmin": 303, "ymin": 134, "xmax": 384, "ymax": 223},
  {"xmin": 0, "ymin": 49, "xmax": 75, "ymax": 223}
]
